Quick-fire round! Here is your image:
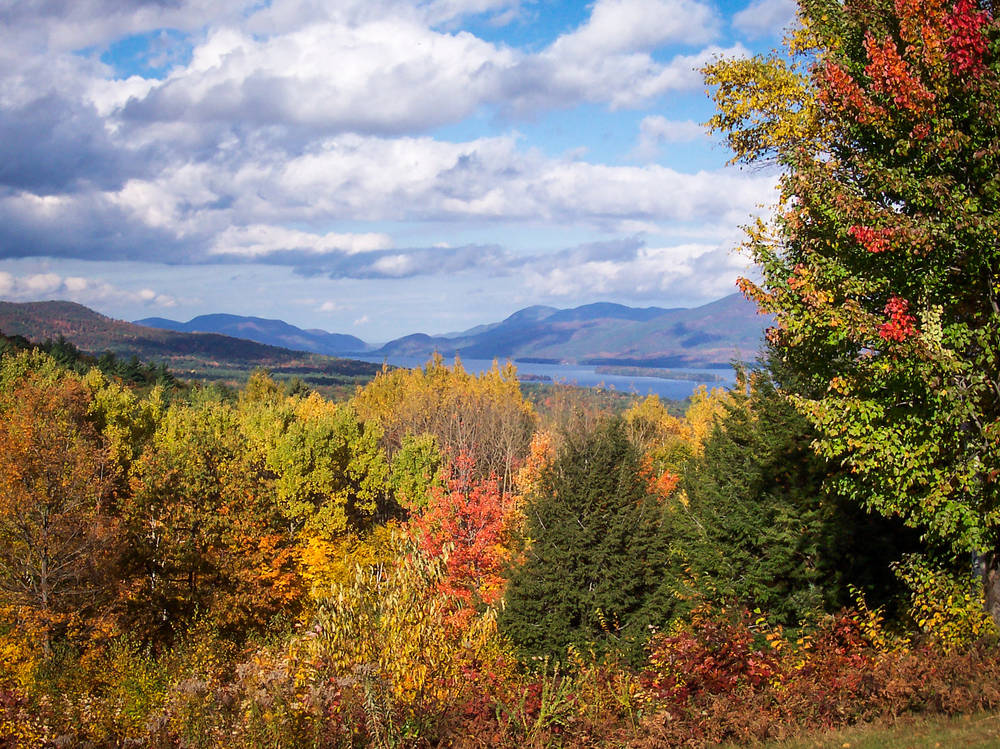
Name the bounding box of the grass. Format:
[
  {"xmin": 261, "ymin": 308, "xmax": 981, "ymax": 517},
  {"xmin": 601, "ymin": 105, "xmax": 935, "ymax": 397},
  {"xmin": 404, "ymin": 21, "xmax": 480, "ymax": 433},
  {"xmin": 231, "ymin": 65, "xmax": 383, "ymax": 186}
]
[{"xmin": 762, "ymin": 711, "xmax": 1000, "ymax": 748}]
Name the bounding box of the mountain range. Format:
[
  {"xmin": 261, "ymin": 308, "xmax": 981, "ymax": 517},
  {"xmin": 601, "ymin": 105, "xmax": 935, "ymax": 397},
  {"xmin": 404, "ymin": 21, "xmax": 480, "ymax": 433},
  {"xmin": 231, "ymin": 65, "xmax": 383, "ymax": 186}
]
[
  {"xmin": 0, "ymin": 301, "xmax": 382, "ymax": 384},
  {"xmin": 137, "ymin": 293, "xmax": 770, "ymax": 368},
  {"xmin": 136, "ymin": 313, "xmax": 369, "ymax": 356}
]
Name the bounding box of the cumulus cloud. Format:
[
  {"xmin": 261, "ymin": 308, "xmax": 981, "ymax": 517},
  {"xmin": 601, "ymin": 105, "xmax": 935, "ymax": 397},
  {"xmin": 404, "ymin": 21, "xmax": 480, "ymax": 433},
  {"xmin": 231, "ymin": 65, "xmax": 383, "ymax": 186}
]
[
  {"xmin": 548, "ymin": 0, "xmax": 718, "ymax": 58},
  {"xmin": 0, "ymin": 269, "xmax": 176, "ymax": 306},
  {"xmin": 633, "ymin": 116, "xmax": 706, "ymax": 160},
  {"xmin": 0, "ymin": 125, "xmax": 776, "ymax": 268},
  {"xmin": 121, "ymin": 21, "xmax": 516, "ymax": 134},
  {"xmin": 522, "ymin": 241, "xmax": 752, "ymax": 300},
  {"xmin": 116, "ymin": 4, "xmax": 734, "ymax": 132},
  {"xmin": 732, "ymin": 0, "xmax": 798, "ymax": 39},
  {"xmin": 209, "ymin": 225, "xmax": 393, "ymax": 258},
  {"xmin": 0, "ymin": 0, "xmax": 772, "ymax": 323},
  {"xmin": 0, "ymin": 92, "xmax": 151, "ymax": 194},
  {"xmin": 0, "ymin": 0, "xmax": 248, "ymax": 53}
]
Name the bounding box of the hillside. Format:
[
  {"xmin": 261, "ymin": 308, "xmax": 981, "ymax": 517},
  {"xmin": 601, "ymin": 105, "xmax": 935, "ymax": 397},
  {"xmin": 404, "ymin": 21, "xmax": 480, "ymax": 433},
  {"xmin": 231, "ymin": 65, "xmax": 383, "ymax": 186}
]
[
  {"xmin": 136, "ymin": 313, "xmax": 370, "ymax": 356},
  {"xmin": 376, "ymin": 293, "xmax": 769, "ymax": 366},
  {"xmin": 0, "ymin": 301, "xmax": 381, "ymax": 384}
]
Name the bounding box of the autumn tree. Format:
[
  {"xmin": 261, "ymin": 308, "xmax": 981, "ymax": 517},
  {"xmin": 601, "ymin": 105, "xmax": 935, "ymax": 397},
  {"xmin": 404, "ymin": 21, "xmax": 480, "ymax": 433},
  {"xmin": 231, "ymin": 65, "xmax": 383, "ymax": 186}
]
[
  {"xmin": 0, "ymin": 354, "xmax": 118, "ymax": 648},
  {"xmin": 410, "ymin": 454, "xmax": 516, "ymax": 627},
  {"xmin": 353, "ymin": 355, "xmax": 536, "ymax": 493},
  {"xmin": 266, "ymin": 393, "xmax": 390, "ymax": 541},
  {"xmin": 707, "ymin": 0, "xmax": 1000, "ymax": 618},
  {"xmin": 125, "ymin": 393, "xmax": 301, "ymax": 640}
]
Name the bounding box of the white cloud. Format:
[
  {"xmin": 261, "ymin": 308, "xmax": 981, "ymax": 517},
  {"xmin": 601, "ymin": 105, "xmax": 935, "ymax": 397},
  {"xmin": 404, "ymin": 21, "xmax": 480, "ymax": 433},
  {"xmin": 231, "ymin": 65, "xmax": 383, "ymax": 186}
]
[
  {"xmin": 108, "ymin": 0, "xmax": 735, "ymax": 135},
  {"xmin": 0, "ymin": 0, "xmax": 249, "ymax": 53},
  {"xmin": 633, "ymin": 115, "xmax": 705, "ymax": 159},
  {"xmin": 209, "ymin": 225, "xmax": 393, "ymax": 257},
  {"xmin": 0, "ymin": 130, "xmax": 776, "ymax": 269},
  {"xmin": 255, "ymin": 133, "xmax": 776, "ymax": 225},
  {"xmin": 523, "ymin": 242, "xmax": 753, "ymax": 300},
  {"xmin": 549, "ymin": 0, "xmax": 718, "ymax": 58},
  {"xmin": 122, "ymin": 20, "xmax": 515, "ymax": 134},
  {"xmin": 732, "ymin": 0, "xmax": 797, "ymax": 39},
  {"xmin": 22, "ymin": 273, "xmax": 64, "ymax": 294},
  {"xmin": 0, "ymin": 270, "xmax": 176, "ymax": 307}
]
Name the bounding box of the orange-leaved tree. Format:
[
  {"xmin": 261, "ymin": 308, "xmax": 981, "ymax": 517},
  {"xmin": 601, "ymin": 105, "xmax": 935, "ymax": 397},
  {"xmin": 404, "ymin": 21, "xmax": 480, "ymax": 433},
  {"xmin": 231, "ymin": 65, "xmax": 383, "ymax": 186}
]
[
  {"xmin": 410, "ymin": 454, "xmax": 516, "ymax": 627},
  {"xmin": 0, "ymin": 354, "xmax": 119, "ymax": 650}
]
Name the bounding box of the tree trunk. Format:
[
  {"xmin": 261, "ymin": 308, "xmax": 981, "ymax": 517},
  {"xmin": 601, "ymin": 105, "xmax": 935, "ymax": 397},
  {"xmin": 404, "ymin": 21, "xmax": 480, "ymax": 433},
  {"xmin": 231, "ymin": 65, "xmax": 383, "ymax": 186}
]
[{"xmin": 982, "ymin": 550, "xmax": 1000, "ymax": 628}]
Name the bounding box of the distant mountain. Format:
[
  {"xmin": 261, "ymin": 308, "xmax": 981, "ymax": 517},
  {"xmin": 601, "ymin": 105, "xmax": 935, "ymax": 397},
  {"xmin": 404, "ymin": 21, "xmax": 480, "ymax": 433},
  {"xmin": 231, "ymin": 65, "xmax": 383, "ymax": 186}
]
[
  {"xmin": 375, "ymin": 293, "xmax": 769, "ymax": 367},
  {"xmin": 0, "ymin": 301, "xmax": 381, "ymax": 383},
  {"xmin": 1, "ymin": 292, "xmax": 770, "ymax": 380},
  {"xmin": 136, "ymin": 313, "xmax": 370, "ymax": 356}
]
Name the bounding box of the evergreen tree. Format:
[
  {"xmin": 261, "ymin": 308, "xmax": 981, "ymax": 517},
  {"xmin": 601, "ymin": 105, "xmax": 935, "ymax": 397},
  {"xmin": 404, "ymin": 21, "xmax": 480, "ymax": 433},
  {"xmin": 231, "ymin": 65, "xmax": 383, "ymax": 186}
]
[
  {"xmin": 500, "ymin": 419, "xmax": 664, "ymax": 663},
  {"xmin": 660, "ymin": 369, "xmax": 921, "ymax": 625}
]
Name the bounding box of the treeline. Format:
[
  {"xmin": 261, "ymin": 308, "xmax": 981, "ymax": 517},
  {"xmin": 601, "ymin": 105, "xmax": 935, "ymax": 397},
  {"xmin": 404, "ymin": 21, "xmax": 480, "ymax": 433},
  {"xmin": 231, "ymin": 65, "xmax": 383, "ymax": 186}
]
[
  {"xmin": 1, "ymin": 344, "xmax": 997, "ymax": 747},
  {"xmin": 0, "ymin": 330, "xmax": 177, "ymax": 388}
]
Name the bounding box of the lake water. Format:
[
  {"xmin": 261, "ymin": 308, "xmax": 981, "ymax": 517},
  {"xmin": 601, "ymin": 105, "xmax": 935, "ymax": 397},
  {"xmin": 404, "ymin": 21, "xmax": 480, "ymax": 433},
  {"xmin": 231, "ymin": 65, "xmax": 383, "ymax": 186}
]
[{"xmin": 355, "ymin": 355, "xmax": 737, "ymax": 402}]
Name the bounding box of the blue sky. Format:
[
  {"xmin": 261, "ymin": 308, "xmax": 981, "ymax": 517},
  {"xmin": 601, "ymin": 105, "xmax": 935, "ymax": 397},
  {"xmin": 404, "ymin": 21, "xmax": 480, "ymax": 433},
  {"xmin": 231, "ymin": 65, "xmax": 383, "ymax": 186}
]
[{"xmin": 0, "ymin": 0, "xmax": 795, "ymax": 341}]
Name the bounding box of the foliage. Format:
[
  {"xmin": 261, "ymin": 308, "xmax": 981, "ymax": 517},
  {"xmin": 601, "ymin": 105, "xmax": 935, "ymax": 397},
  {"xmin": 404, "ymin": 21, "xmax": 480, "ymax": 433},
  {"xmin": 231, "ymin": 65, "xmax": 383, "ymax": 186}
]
[
  {"xmin": 123, "ymin": 390, "xmax": 302, "ymax": 641},
  {"xmin": 707, "ymin": 0, "xmax": 1000, "ymax": 617},
  {"xmin": 266, "ymin": 392, "xmax": 390, "ymax": 541},
  {"xmin": 353, "ymin": 354, "xmax": 537, "ymax": 492},
  {"xmin": 410, "ymin": 455, "xmax": 518, "ymax": 623},
  {"xmin": 894, "ymin": 553, "xmax": 997, "ymax": 650},
  {"xmin": 500, "ymin": 418, "xmax": 666, "ymax": 664},
  {"xmin": 297, "ymin": 522, "xmax": 399, "ymax": 599},
  {"xmin": 0, "ymin": 355, "xmax": 119, "ymax": 648},
  {"xmin": 638, "ymin": 604, "xmax": 1000, "ymax": 746},
  {"xmin": 623, "ymin": 394, "xmax": 693, "ymax": 485},
  {"xmin": 306, "ymin": 534, "xmax": 514, "ymax": 729},
  {"xmin": 388, "ymin": 432, "xmax": 444, "ymax": 512},
  {"xmin": 0, "ymin": 329, "xmax": 179, "ymax": 388},
  {"xmin": 7, "ymin": 315, "xmax": 1000, "ymax": 747},
  {"xmin": 660, "ymin": 369, "xmax": 920, "ymax": 625}
]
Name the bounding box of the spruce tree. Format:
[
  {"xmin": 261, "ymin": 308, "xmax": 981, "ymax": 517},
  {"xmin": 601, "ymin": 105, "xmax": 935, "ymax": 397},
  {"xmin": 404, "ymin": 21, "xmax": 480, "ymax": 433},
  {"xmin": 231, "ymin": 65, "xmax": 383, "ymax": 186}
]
[
  {"xmin": 500, "ymin": 419, "xmax": 664, "ymax": 663},
  {"xmin": 660, "ymin": 370, "xmax": 920, "ymax": 625}
]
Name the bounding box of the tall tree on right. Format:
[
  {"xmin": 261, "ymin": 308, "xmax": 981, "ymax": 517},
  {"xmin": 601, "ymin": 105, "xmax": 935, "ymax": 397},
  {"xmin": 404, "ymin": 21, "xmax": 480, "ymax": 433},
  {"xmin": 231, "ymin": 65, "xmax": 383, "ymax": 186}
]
[{"xmin": 706, "ymin": 0, "xmax": 1000, "ymax": 618}]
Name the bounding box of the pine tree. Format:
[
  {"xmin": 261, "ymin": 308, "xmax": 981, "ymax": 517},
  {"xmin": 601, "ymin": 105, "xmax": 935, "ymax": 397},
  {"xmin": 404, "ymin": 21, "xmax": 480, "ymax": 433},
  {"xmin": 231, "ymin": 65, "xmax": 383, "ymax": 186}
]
[
  {"xmin": 499, "ymin": 419, "xmax": 664, "ymax": 663},
  {"xmin": 661, "ymin": 370, "xmax": 921, "ymax": 626}
]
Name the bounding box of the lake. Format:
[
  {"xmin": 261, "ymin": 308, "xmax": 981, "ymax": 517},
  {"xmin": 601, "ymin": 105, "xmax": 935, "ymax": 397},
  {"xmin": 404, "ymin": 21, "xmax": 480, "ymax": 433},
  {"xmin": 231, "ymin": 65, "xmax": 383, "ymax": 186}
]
[{"xmin": 355, "ymin": 355, "xmax": 738, "ymax": 402}]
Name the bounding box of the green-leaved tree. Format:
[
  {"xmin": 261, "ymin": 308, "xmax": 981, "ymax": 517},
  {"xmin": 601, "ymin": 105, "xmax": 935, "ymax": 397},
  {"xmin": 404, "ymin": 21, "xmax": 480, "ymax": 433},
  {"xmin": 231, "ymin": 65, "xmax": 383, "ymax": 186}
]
[{"xmin": 707, "ymin": 0, "xmax": 1000, "ymax": 618}]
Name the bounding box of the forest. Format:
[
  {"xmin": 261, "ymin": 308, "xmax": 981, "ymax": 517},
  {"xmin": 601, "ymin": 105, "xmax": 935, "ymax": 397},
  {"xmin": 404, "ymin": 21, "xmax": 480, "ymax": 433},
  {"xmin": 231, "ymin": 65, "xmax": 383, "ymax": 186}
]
[
  {"xmin": 4, "ymin": 342, "xmax": 995, "ymax": 749},
  {"xmin": 6, "ymin": 0, "xmax": 1000, "ymax": 745}
]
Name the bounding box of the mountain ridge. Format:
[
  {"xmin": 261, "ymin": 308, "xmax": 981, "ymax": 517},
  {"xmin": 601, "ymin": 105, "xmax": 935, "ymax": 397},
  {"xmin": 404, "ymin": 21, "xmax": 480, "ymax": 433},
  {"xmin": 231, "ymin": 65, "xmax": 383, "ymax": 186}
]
[
  {"xmin": 0, "ymin": 293, "xmax": 769, "ymax": 374},
  {"xmin": 133, "ymin": 293, "xmax": 768, "ymax": 367},
  {"xmin": 136, "ymin": 312, "xmax": 369, "ymax": 356},
  {"xmin": 373, "ymin": 293, "xmax": 769, "ymax": 366},
  {"xmin": 0, "ymin": 300, "xmax": 381, "ymax": 384}
]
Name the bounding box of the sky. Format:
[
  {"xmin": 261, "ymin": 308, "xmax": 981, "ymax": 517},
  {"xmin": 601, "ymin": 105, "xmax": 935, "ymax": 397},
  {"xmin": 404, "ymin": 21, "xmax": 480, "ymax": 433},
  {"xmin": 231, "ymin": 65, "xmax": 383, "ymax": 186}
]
[{"xmin": 0, "ymin": 0, "xmax": 795, "ymax": 342}]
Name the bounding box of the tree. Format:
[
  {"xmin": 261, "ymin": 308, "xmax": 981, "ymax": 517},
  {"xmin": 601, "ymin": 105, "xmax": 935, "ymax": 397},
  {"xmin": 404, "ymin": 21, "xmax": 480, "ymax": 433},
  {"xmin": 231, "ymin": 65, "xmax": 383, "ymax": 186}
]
[
  {"xmin": 499, "ymin": 419, "xmax": 665, "ymax": 663},
  {"xmin": 661, "ymin": 369, "xmax": 920, "ymax": 625},
  {"xmin": 707, "ymin": 0, "xmax": 1000, "ymax": 618},
  {"xmin": 125, "ymin": 394, "xmax": 301, "ymax": 640},
  {"xmin": 266, "ymin": 393, "xmax": 391, "ymax": 540},
  {"xmin": 352, "ymin": 355, "xmax": 537, "ymax": 493},
  {"xmin": 410, "ymin": 454, "xmax": 516, "ymax": 625},
  {"xmin": 0, "ymin": 356, "xmax": 118, "ymax": 649}
]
